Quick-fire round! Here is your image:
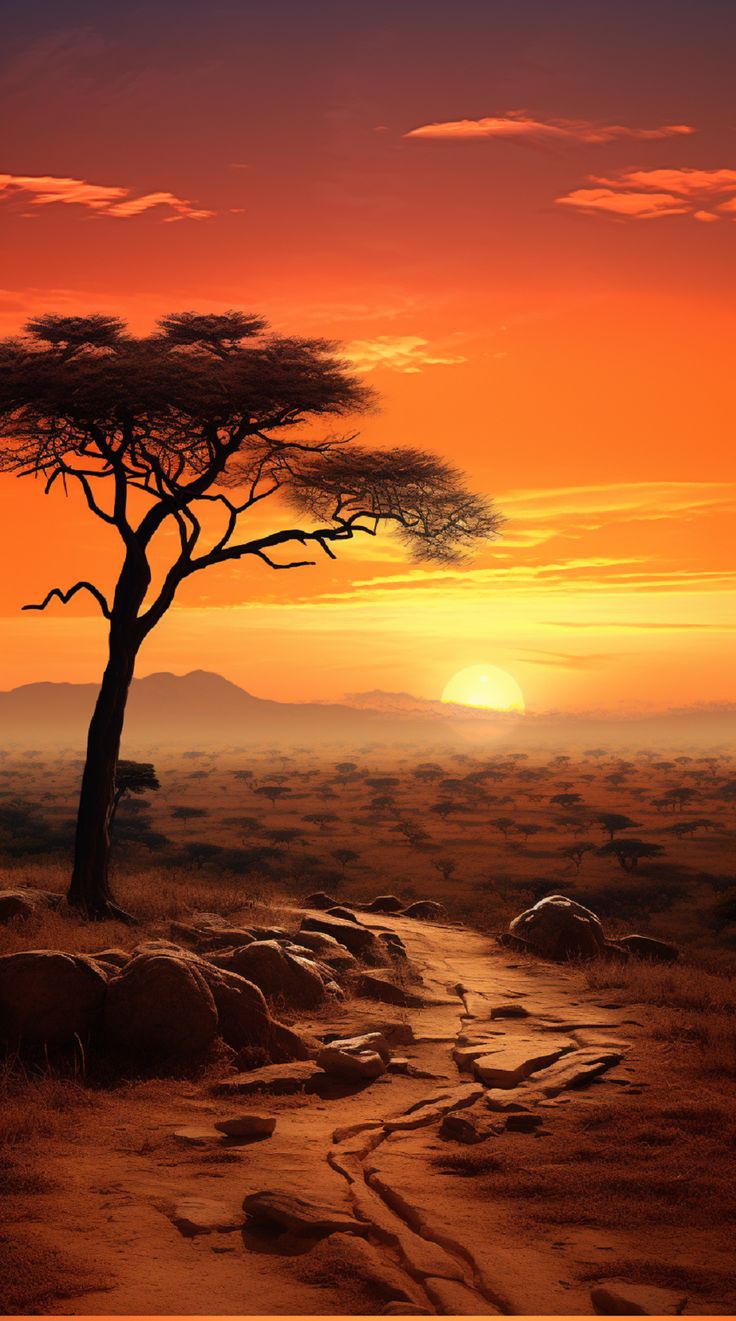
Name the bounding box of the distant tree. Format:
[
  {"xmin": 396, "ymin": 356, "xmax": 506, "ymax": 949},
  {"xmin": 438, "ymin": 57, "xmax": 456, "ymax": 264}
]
[
  {"xmin": 267, "ymin": 827, "xmax": 302, "ymax": 849},
  {"xmin": 490, "ymin": 817, "xmax": 515, "ymax": 837},
  {"xmin": 598, "ymin": 839, "xmax": 664, "ymax": 872},
  {"xmin": 596, "ymin": 812, "xmax": 640, "ymax": 841},
  {"xmin": 171, "ymin": 804, "xmax": 208, "ymax": 824},
  {"xmin": 184, "ymin": 840, "xmax": 224, "ymax": 869},
  {"xmin": 110, "ymin": 760, "xmax": 160, "ymax": 827},
  {"xmin": 550, "ymin": 792, "xmax": 583, "ymax": 808},
  {"xmin": 0, "ymin": 311, "xmax": 500, "ymax": 918},
  {"xmin": 233, "ymin": 769, "xmax": 255, "ymax": 783},
  {"xmin": 303, "ymin": 811, "xmax": 338, "ymax": 832},
  {"xmin": 335, "ymin": 762, "xmax": 358, "ymax": 775},
  {"xmin": 254, "ymin": 784, "xmax": 292, "ymax": 808},
  {"xmin": 333, "ymin": 847, "xmax": 359, "ymax": 873},
  {"xmin": 516, "ymin": 822, "xmax": 543, "ymax": 841},
  {"xmin": 561, "ymin": 841, "xmax": 596, "ymax": 873},
  {"xmin": 432, "ymin": 855, "xmax": 457, "ymax": 882}
]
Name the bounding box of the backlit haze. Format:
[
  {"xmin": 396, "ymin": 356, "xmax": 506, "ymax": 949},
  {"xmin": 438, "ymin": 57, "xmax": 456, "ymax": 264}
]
[{"xmin": 1, "ymin": 1, "xmax": 734, "ymax": 714}]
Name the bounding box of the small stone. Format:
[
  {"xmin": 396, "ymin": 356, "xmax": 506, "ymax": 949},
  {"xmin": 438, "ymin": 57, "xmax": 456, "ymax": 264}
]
[
  {"xmin": 317, "ymin": 1044, "xmax": 387, "ymax": 1080},
  {"xmin": 490, "ymin": 1003, "xmax": 530, "ymax": 1020},
  {"xmin": 440, "ymin": 1109, "xmax": 498, "ymax": 1144},
  {"xmin": 213, "ymin": 1114, "xmax": 276, "ymax": 1138}
]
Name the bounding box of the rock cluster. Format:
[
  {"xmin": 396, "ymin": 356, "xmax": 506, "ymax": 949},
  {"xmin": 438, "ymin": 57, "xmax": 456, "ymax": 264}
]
[{"xmin": 506, "ymin": 893, "xmax": 678, "ymax": 964}]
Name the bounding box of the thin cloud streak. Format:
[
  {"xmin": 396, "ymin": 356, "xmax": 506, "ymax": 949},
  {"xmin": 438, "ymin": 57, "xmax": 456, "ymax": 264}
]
[
  {"xmin": 404, "ymin": 111, "xmax": 694, "ymax": 146},
  {"xmin": 0, "ymin": 172, "xmax": 214, "ymax": 220},
  {"xmin": 557, "ymin": 166, "xmax": 736, "ymax": 221}
]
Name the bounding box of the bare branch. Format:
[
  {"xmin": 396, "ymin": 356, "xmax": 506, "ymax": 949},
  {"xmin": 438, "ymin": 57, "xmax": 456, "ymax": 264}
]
[{"xmin": 22, "ymin": 581, "xmax": 111, "ymax": 619}]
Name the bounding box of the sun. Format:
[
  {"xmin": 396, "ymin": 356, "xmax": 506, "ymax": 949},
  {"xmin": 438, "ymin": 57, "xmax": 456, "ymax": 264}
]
[{"xmin": 441, "ymin": 664, "xmax": 525, "ymax": 713}]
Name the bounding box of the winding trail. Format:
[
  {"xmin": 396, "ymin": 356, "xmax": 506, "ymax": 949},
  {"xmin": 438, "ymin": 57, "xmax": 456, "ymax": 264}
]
[{"xmin": 23, "ymin": 911, "xmax": 648, "ymax": 1316}]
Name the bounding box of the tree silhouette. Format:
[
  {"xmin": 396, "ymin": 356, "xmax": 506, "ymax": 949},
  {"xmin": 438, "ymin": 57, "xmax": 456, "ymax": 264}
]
[
  {"xmin": 0, "ymin": 311, "xmax": 503, "ymax": 918},
  {"xmin": 110, "ymin": 759, "xmax": 160, "ymax": 828}
]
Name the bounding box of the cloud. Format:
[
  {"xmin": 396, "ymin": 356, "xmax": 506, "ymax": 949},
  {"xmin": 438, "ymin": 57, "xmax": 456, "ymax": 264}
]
[
  {"xmin": 404, "ymin": 111, "xmax": 694, "ymax": 146},
  {"xmin": 557, "ymin": 166, "xmax": 736, "ymax": 221},
  {"xmin": 344, "ymin": 335, "xmax": 467, "ymax": 374},
  {"xmin": 0, "ymin": 172, "xmax": 213, "ymax": 220}
]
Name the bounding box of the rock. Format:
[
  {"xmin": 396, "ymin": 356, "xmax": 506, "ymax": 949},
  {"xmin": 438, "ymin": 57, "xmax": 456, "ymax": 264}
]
[
  {"xmin": 170, "ymin": 917, "xmax": 256, "ymax": 949},
  {"xmin": 211, "ymin": 941, "xmax": 325, "ymax": 1009},
  {"xmin": 0, "ymin": 950, "xmax": 107, "ymax": 1047},
  {"xmin": 401, "ymin": 900, "xmax": 445, "ymax": 921},
  {"xmin": 497, "ymin": 932, "xmax": 532, "ymax": 953},
  {"xmin": 214, "ymin": 1114, "xmax": 276, "ymax": 1138},
  {"xmin": 366, "ymin": 895, "xmax": 405, "ymax": 914},
  {"xmin": 0, "ymin": 891, "xmax": 38, "ymax": 923},
  {"xmin": 213, "ymin": 1061, "xmax": 321, "ymax": 1097},
  {"xmin": 305, "ymin": 891, "xmax": 342, "ymax": 910},
  {"xmin": 326, "ymin": 906, "xmax": 361, "ymax": 922},
  {"xmin": 490, "ymin": 1002, "xmax": 530, "ymax": 1020},
  {"xmin": 323, "ymin": 1031, "xmax": 392, "ymax": 1061},
  {"xmin": 104, "ymin": 953, "xmax": 218, "ymax": 1057},
  {"xmin": 618, "ymin": 934, "xmax": 679, "ymax": 964},
  {"xmin": 249, "ymin": 926, "xmax": 289, "ymax": 941},
  {"xmin": 440, "ymin": 1108, "xmax": 498, "ymax": 1144},
  {"xmin": 384, "ymin": 1083, "xmax": 484, "ymax": 1132},
  {"xmin": 526, "ymin": 1048, "xmax": 623, "ymax": 1098},
  {"xmin": 354, "ymin": 973, "xmax": 424, "ymax": 1007},
  {"xmin": 303, "ymin": 1234, "xmax": 426, "ymax": 1309},
  {"xmin": 294, "ymin": 929, "xmax": 358, "ymax": 970},
  {"xmin": 243, "ymin": 1190, "xmax": 366, "ymax": 1236},
  {"xmin": 90, "ymin": 947, "xmax": 131, "ymax": 970},
  {"xmin": 301, "ymin": 914, "xmax": 385, "ymax": 964},
  {"xmin": 590, "ymin": 1279, "xmax": 688, "ymax": 1315},
  {"xmin": 164, "ymin": 1197, "xmax": 241, "ymax": 1236},
  {"xmin": 505, "ymin": 1112, "xmax": 543, "ymax": 1132},
  {"xmin": 379, "ymin": 932, "xmax": 408, "ymax": 959},
  {"xmin": 509, "ymin": 894, "xmax": 606, "ymax": 961},
  {"xmin": 332, "ymin": 1119, "xmax": 385, "ymax": 1143},
  {"xmin": 472, "ymin": 1037, "xmax": 574, "ymax": 1089},
  {"xmin": 317, "ymin": 1043, "xmax": 387, "ymax": 1081},
  {"xmin": 173, "ymin": 1125, "xmax": 222, "ymax": 1145},
  {"xmin": 425, "ymin": 1278, "xmax": 501, "ymax": 1315},
  {"xmin": 200, "ymin": 963, "xmax": 310, "ymax": 1061}
]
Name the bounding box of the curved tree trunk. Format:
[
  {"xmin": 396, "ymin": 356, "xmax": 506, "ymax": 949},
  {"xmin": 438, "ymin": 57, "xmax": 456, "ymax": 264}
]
[{"xmin": 68, "ymin": 563, "xmax": 148, "ymax": 920}]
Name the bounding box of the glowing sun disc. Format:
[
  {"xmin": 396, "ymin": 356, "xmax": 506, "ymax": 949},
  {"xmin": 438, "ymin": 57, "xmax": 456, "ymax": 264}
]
[{"xmin": 441, "ymin": 664, "xmax": 525, "ymax": 713}]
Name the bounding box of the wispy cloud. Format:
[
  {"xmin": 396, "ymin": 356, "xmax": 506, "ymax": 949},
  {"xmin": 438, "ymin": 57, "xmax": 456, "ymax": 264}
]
[
  {"xmin": 0, "ymin": 172, "xmax": 214, "ymax": 220},
  {"xmin": 557, "ymin": 166, "xmax": 736, "ymax": 221},
  {"xmin": 404, "ymin": 111, "xmax": 694, "ymax": 147},
  {"xmin": 344, "ymin": 335, "xmax": 467, "ymax": 374}
]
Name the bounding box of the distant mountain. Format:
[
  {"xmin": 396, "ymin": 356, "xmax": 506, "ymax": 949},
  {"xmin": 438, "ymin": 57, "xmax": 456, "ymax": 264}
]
[{"xmin": 0, "ymin": 670, "xmax": 734, "ymax": 751}]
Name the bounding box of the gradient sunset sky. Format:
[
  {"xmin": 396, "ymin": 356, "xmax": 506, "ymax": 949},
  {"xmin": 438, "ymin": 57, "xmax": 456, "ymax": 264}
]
[{"xmin": 1, "ymin": 0, "xmax": 734, "ymax": 712}]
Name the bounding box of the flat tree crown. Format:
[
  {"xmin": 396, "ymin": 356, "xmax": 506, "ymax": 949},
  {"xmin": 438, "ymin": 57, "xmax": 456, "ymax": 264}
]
[{"xmin": 0, "ymin": 311, "xmax": 502, "ymax": 583}]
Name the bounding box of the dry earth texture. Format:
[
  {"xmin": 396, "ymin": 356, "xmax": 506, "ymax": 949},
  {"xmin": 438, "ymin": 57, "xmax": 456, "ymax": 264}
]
[{"xmin": 1, "ymin": 745, "xmax": 735, "ymax": 1315}]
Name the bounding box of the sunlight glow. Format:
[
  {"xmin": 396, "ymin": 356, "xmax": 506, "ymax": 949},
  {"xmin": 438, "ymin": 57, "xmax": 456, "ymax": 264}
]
[{"xmin": 441, "ymin": 664, "xmax": 525, "ymax": 713}]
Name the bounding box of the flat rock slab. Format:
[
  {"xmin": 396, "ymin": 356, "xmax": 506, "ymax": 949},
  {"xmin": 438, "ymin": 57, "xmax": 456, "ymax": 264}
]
[
  {"xmin": 164, "ymin": 1197, "xmax": 242, "ymax": 1237},
  {"xmin": 243, "ymin": 1190, "xmax": 367, "ymax": 1237},
  {"xmin": 355, "ymin": 973, "xmax": 425, "ymax": 1008},
  {"xmin": 173, "ymin": 1125, "xmax": 223, "ymax": 1145},
  {"xmin": 529, "ymin": 1048, "xmax": 623, "ymax": 1098},
  {"xmin": 214, "ymin": 1114, "xmax": 276, "ymax": 1138},
  {"xmin": 591, "ymin": 1279, "xmax": 688, "ymax": 1315},
  {"xmin": 213, "ymin": 1061, "xmax": 320, "ymax": 1097},
  {"xmin": 472, "ymin": 1037, "xmax": 574, "ymax": 1089},
  {"xmin": 385, "ymin": 1083, "xmax": 484, "ymax": 1132}
]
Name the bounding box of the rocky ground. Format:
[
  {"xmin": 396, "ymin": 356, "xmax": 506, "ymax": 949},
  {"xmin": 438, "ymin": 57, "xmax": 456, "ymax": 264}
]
[{"xmin": 3, "ymin": 897, "xmax": 732, "ymax": 1316}]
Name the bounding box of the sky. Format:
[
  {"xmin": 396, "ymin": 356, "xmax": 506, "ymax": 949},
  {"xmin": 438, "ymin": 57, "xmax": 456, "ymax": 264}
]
[{"xmin": 0, "ymin": 0, "xmax": 734, "ymax": 712}]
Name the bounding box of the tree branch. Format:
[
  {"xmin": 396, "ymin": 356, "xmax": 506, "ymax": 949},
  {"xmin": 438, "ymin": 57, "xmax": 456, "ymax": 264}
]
[{"xmin": 22, "ymin": 581, "xmax": 111, "ymax": 619}]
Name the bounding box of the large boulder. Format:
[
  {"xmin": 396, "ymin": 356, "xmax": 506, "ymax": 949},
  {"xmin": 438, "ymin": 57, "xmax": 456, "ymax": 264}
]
[
  {"xmin": 365, "ymin": 895, "xmax": 404, "ymax": 914},
  {"xmin": 401, "ymin": 900, "xmax": 445, "ymax": 921},
  {"xmin": 200, "ymin": 964, "xmax": 310, "ymax": 1063},
  {"xmin": 294, "ymin": 929, "xmax": 358, "ymax": 971},
  {"xmin": 509, "ymin": 894, "xmax": 606, "ymax": 961},
  {"xmin": 618, "ymin": 934, "xmax": 679, "ymax": 964},
  {"xmin": 211, "ymin": 941, "xmax": 325, "ymax": 1009},
  {"xmin": 103, "ymin": 953, "xmax": 218, "ymax": 1057},
  {"xmin": 170, "ymin": 916, "xmax": 256, "ymax": 949},
  {"xmin": 304, "ymin": 892, "xmax": 342, "ymax": 910},
  {"xmin": 0, "ymin": 950, "xmax": 107, "ymax": 1047},
  {"xmin": 0, "ymin": 888, "xmax": 61, "ymax": 924},
  {"xmin": 301, "ymin": 914, "xmax": 385, "ymax": 964}
]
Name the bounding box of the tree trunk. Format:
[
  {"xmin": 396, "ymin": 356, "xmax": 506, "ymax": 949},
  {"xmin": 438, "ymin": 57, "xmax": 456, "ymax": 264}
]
[{"xmin": 68, "ymin": 565, "xmax": 148, "ymax": 919}]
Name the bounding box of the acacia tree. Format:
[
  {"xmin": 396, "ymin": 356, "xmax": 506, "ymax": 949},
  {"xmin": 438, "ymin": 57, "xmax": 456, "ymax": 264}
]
[{"xmin": 0, "ymin": 311, "xmax": 501, "ymax": 918}]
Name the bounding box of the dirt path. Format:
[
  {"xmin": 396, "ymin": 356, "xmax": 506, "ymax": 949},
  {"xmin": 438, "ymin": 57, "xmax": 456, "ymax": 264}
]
[{"xmin": 9, "ymin": 914, "xmax": 660, "ymax": 1315}]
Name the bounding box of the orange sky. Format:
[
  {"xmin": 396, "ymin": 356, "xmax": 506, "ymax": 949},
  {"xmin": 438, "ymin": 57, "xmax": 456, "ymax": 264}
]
[{"xmin": 1, "ymin": 1, "xmax": 734, "ymax": 711}]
